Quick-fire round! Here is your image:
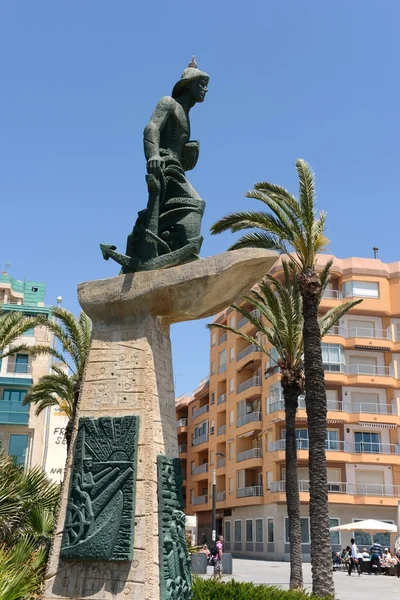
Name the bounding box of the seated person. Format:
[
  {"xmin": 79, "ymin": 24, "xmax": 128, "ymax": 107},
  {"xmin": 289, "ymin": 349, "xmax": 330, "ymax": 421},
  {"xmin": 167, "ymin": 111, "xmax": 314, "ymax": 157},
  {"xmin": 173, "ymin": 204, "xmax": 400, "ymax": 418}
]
[
  {"xmin": 333, "ymin": 552, "xmax": 342, "ymax": 566},
  {"xmin": 362, "ymin": 548, "xmax": 370, "ymax": 558},
  {"xmin": 201, "ymin": 544, "xmax": 210, "ymax": 559}
]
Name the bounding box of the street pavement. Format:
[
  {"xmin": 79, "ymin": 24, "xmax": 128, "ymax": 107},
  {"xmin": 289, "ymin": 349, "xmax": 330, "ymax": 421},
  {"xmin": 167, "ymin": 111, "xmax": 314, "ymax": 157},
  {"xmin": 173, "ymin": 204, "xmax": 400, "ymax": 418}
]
[{"xmin": 206, "ymin": 559, "xmax": 400, "ymax": 599}]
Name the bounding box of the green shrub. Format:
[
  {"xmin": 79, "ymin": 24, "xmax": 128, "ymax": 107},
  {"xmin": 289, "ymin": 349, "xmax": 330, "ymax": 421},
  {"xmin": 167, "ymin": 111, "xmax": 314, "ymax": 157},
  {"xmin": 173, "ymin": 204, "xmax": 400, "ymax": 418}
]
[{"xmin": 192, "ymin": 577, "xmax": 332, "ymax": 600}]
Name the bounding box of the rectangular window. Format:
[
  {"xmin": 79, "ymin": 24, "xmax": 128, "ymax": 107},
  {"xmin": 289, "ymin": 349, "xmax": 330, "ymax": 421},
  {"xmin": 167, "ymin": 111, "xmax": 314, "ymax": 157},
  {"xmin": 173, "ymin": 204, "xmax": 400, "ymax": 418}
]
[
  {"xmin": 211, "ymin": 332, "xmax": 216, "ymax": 346},
  {"xmin": 285, "ymin": 517, "xmax": 309, "ymax": 544},
  {"xmin": 230, "ymin": 317, "xmax": 235, "ymax": 328},
  {"xmin": 2, "ymin": 389, "xmax": 28, "ymax": 403},
  {"xmin": 229, "ymin": 410, "xmax": 234, "ymax": 426},
  {"xmin": 211, "ymin": 362, "xmax": 215, "ymax": 375},
  {"xmin": 15, "ymin": 354, "xmax": 29, "ymax": 374},
  {"xmin": 246, "ymin": 519, "xmax": 253, "ymax": 543},
  {"xmin": 218, "ymin": 349, "xmax": 227, "ymax": 373},
  {"xmin": 268, "ymin": 346, "xmax": 279, "ymax": 369},
  {"xmin": 8, "ymin": 434, "xmax": 28, "ymax": 466},
  {"xmin": 326, "ymin": 429, "xmax": 339, "ymax": 451},
  {"xmin": 234, "ymin": 520, "xmax": 242, "ymax": 542},
  {"xmin": 224, "ymin": 521, "xmax": 231, "ymax": 543},
  {"xmin": 267, "ymin": 518, "xmax": 274, "ymax": 543},
  {"xmin": 229, "ymin": 378, "xmax": 234, "ymax": 393},
  {"xmin": 330, "ymin": 518, "xmax": 340, "ymax": 545},
  {"xmin": 228, "ymin": 443, "xmax": 234, "ymax": 460},
  {"xmin": 209, "ymin": 450, "xmax": 214, "ymax": 465},
  {"xmin": 321, "ymin": 343, "xmax": 345, "ymax": 372},
  {"xmin": 342, "ymin": 281, "xmax": 379, "ymax": 299},
  {"xmin": 22, "ymin": 327, "xmax": 35, "ymax": 337},
  {"xmin": 354, "ymin": 431, "xmax": 381, "ymax": 453},
  {"xmin": 229, "ymin": 347, "xmax": 235, "ymax": 362},
  {"xmin": 229, "ymin": 477, "xmax": 234, "ymax": 493},
  {"xmin": 256, "ymin": 518, "xmax": 263, "ymax": 543},
  {"xmin": 210, "ymin": 392, "xmax": 215, "ymax": 404}
]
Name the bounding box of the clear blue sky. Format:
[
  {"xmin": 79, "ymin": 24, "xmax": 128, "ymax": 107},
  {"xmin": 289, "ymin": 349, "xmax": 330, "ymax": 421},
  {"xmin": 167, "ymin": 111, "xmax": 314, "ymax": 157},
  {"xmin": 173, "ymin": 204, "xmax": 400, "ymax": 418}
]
[{"xmin": 1, "ymin": 1, "xmax": 399, "ymax": 395}]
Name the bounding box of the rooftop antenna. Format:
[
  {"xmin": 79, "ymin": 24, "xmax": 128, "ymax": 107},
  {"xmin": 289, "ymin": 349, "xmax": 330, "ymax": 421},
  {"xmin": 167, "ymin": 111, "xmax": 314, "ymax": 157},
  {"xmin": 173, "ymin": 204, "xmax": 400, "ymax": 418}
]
[{"xmin": 373, "ymin": 247, "xmax": 379, "ymax": 259}]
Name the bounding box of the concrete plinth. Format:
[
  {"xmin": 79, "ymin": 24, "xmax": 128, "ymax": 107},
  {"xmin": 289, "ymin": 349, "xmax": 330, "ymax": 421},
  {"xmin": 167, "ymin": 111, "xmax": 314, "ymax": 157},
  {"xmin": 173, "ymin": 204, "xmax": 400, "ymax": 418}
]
[{"xmin": 44, "ymin": 249, "xmax": 277, "ymax": 600}]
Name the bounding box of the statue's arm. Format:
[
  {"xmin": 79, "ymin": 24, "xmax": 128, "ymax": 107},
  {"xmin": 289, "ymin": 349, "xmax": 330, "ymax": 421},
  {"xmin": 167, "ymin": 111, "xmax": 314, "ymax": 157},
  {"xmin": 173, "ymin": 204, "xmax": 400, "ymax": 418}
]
[{"xmin": 144, "ymin": 96, "xmax": 174, "ymax": 175}]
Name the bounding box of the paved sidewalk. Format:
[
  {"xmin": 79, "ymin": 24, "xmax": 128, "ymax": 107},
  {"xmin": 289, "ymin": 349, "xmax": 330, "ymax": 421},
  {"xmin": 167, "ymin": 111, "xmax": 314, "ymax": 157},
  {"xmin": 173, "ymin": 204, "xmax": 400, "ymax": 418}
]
[{"xmin": 206, "ymin": 559, "xmax": 400, "ymax": 599}]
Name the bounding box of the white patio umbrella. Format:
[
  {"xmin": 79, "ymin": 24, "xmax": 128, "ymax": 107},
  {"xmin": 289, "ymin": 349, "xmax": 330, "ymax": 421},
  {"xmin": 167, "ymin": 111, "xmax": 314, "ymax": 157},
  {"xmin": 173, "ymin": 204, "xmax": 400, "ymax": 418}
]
[{"xmin": 330, "ymin": 519, "xmax": 397, "ymax": 536}]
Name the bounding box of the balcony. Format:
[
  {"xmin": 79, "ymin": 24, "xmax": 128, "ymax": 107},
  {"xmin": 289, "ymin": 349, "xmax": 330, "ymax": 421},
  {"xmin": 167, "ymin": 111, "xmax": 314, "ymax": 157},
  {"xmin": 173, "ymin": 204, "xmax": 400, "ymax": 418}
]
[
  {"xmin": 192, "ymin": 495, "xmax": 208, "ymax": 505},
  {"xmin": 348, "ymin": 364, "xmax": 394, "ymax": 377},
  {"xmin": 217, "ymin": 424, "xmax": 226, "ymax": 436},
  {"xmin": 218, "ymin": 333, "xmax": 227, "ymax": 345},
  {"xmin": 216, "ymin": 491, "xmax": 226, "ymax": 502},
  {"xmin": 237, "ymin": 411, "xmax": 262, "ymax": 428},
  {"xmin": 237, "ymin": 344, "xmax": 260, "ymax": 362},
  {"xmin": 0, "ymin": 401, "xmax": 29, "ymax": 425},
  {"xmin": 237, "ymin": 447, "xmax": 262, "ymax": 462},
  {"xmin": 192, "ymin": 463, "xmax": 208, "ymax": 476},
  {"xmin": 269, "ymin": 439, "xmax": 400, "ymax": 455},
  {"xmin": 237, "ymin": 309, "xmax": 261, "ymax": 329},
  {"xmin": 237, "ymin": 486, "xmax": 263, "ymax": 498},
  {"xmin": 237, "ymin": 375, "xmax": 261, "ymax": 395},
  {"xmin": 347, "ymin": 327, "xmax": 392, "ymax": 340},
  {"xmin": 6, "ymin": 362, "xmax": 32, "ymax": 375},
  {"xmin": 192, "ymin": 433, "xmax": 209, "ymax": 447},
  {"xmin": 217, "ymin": 394, "xmax": 226, "ymax": 405},
  {"xmin": 217, "ymin": 457, "xmax": 226, "ymax": 469},
  {"xmin": 269, "ymin": 480, "xmax": 400, "ymax": 497},
  {"xmin": 193, "ymin": 404, "xmax": 209, "ymax": 419},
  {"xmin": 266, "ymin": 398, "xmax": 397, "ymax": 416},
  {"xmin": 322, "ymin": 289, "xmax": 342, "ymax": 299},
  {"xmin": 178, "ymin": 444, "xmax": 187, "ymax": 454},
  {"xmin": 218, "ymin": 363, "xmax": 227, "ymax": 374},
  {"xmin": 176, "ymin": 418, "xmax": 188, "ymax": 428}
]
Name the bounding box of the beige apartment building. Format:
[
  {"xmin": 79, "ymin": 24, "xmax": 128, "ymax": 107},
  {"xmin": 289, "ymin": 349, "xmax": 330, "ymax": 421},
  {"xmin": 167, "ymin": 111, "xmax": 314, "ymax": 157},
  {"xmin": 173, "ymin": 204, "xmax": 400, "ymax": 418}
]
[
  {"xmin": 0, "ymin": 273, "xmax": 68, "ymax": 481},
  {"xmin": 177, "ymin": 255, "xmax": 400, "ymax": 559}
]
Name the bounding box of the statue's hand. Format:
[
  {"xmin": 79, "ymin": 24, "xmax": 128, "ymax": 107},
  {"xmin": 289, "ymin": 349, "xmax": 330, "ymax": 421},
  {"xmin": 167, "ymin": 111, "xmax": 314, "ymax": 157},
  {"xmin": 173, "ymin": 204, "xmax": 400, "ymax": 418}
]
[
  {"xmin": 146, "ymin": 157, "xmax": 164, "ymax": 177},
  {"xmin": 182, "ymin": 141, "xmax": 199, "ymax": 171}
]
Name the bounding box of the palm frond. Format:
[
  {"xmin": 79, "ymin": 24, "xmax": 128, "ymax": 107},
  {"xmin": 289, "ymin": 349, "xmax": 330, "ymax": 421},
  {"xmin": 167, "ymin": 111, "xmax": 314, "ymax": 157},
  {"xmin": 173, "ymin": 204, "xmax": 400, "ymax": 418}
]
[{"xmin": 319, "ymin": 299, "xmax": 363, "ymax": 336}]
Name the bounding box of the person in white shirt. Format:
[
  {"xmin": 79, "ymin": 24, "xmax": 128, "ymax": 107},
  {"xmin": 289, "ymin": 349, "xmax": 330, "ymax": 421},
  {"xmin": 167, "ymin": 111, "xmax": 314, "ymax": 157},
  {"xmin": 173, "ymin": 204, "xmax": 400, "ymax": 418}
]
[{"xmin": 348, "ymin": 538, "xmax": 361, "ymax": 576}]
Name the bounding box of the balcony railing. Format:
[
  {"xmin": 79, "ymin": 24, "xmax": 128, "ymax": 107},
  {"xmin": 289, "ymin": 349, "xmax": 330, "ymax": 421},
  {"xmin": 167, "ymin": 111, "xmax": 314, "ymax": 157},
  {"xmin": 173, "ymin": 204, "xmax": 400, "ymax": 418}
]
[
  {"xmin": 237, "ymin": 375, "xmax": 261, "ymax": 394},
  {"xmin": 266, "ymin": 398, "xmax": 397, "ymax": 416},
  {"xmin": 217, "ymin": 457, "xmax": 226, "ymax": 469},
  {"xmin": 216, "ymin": 491, "xmax": 226, "ymax": 502},
  {"xmin": 269, "ymin": 480, "xmax": 400, "ymax": 497},
  {"xmin": 270, "ymin": 439, "xmax": 400, "ymax": 455},
  {"xmin": 178, "ymin": 444, "xmax": 187, "ymax": 454},
  {"xmin": 192, "ymin": 463, "xmax": 209, "ymax": 476},
  {"xmin": 192, "ymin": 433, "xmax": 209, "ymax": 447},
  {"xmin": 237, "ymin": 344, "xmax": 260, "ymax": 362},
  {"xmin": 192, "ymin": 495, "xmax": 208, "ymax": 505},
  {"xmin": 193, "ymin": 404, "xmax": 209, "ymax": 419},
  {"xmin": 322, "ymin": 289, "xmax": 342, "ymax": 299},
  {"xmin": 237, "ymin": 411, "xmax": 262, "ymax": 428},
  {"xmin": 217, "ymin": 424, "xmax": 226, "ymax": 436},
  {"xmin": 237, "ymin": 309, "xmax": 261, "ymax": 329},
  {"xmin": 218, "ymin": 333, "xmax": 227, "ymax": 345},
  {"xmin": 6, "ymin": 362, "xmax": 32, "ymax": 374},
  {"xmin": 237, "ymin": 486, "xmax": 263, "ymax": 498},
  {"xmin": 237, "ymin": 447, "xmax": 262, "ymax": 462},
  {"xmin": 347, "ymin": 328, "xmax": 392, "ymax": 340},
  {"xmin": 176, "ymin": 418, "xmax": 188, "ymax": 428},
  {"xmin": 218, "ymin": 363, "xmax": 227, "ymax": 374},
  {"xmin": 348, "ymin": 364, "xmax": 394, "ymax": 377},
  {"xmin": 217, "ymin": 394, "xmax": 226, "ymax": 405}
]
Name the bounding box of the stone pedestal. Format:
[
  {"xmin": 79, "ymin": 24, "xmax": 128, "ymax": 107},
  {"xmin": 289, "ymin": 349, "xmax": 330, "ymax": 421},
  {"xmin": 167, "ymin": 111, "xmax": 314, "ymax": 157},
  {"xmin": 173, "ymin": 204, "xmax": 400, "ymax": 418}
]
[{"xmin": 44, "ymin": 249, "xmax": 277, "ymax": 600}]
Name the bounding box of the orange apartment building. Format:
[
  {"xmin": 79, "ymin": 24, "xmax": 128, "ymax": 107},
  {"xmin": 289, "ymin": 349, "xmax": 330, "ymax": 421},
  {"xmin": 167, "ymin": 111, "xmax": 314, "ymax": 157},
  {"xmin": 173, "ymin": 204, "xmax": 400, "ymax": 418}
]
[{"xmin": 176, "ymin": 255, "xmax": 400, "ymax": 560}]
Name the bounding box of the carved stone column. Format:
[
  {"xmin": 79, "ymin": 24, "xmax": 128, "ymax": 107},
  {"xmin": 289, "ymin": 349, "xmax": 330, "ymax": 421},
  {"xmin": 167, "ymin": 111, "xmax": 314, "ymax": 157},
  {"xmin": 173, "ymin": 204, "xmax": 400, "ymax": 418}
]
[{"xmin": 44, "ymin": 248, "xmax": 277, "ymax": 600}]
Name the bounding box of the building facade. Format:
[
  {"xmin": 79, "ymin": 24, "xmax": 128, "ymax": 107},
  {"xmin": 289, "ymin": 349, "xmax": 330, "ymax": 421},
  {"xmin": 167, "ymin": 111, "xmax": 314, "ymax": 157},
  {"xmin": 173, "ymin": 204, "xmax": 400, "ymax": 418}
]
[
  {"xmin": 179, "ymin": 255, "xmax": 400, "ymax": 559},
  {"xmin": 0, "ymin": 274, "xmax": 68, "ymax": 481}
]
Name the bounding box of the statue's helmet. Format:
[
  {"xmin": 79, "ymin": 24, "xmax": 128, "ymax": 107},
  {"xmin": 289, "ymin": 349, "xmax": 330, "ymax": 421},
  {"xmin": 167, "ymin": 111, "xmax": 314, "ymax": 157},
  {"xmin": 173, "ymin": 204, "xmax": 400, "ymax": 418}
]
[{"xmin": 172, "ymin": 57, "xmax": 209, "ymax": 99}]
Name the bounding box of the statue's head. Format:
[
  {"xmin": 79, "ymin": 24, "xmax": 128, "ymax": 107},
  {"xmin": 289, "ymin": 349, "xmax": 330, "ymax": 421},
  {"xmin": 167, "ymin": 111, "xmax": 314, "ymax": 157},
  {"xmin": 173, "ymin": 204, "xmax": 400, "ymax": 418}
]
[
  {"xmin": 172, "ymin": 57, "xmax": 209, "ymax": 103},
  {"xmin": 83, "ymin": 456, "xmax": 93, "ymax": 471}
]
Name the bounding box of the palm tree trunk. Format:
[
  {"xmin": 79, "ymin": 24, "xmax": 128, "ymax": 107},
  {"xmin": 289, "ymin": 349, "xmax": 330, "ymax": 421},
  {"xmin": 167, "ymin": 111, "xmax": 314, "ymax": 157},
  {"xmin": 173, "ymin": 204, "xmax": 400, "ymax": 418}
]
[
  {"xmin": 301, "ymin": 274, "xmax": 335, "ymax": 597},
  {"xmin": 282, "ymin": 383, "xmax": 303, "ymax": 590}
]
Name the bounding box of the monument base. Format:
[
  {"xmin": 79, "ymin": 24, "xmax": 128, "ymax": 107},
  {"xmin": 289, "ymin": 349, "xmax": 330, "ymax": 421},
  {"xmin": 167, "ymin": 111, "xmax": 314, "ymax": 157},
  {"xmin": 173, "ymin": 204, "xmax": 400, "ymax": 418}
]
[{"xmin": 44, "ymin": 249, "xmax": 277, "ymax": 600}]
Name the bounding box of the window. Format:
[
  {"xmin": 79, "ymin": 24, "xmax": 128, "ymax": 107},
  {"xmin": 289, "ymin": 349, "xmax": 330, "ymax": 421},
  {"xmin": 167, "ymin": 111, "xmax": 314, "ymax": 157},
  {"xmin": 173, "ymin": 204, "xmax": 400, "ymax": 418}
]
[
  {"xmin": 15, "ymin": 354, "xmax": 29, "ymax": 374},
  {"xmin": 285, "ymin": 517, "xmax": 310, "ymax": 544},
  {"xmin": 353, "ymin": 518, "xmax": 393, "ymax": 548},
  {"xmin": 326, "ymin": 429, "xmax": 339, "ymax": 451},
  {"xmin": 266, "ymin": 471, "xmax": 273, "ymax": 490},
  {"xmin": 22, "ymin": 328, "xmax": 35, "ymax": 337},
  {"xmin": 211, "ymin": 332, "xmax": 216, "ymax": 346},
  {"xmin": 234, "ymin": 520, "xmax": 242, "ymax": 542},
  {"xmin": 2, "ymin": 389, "xmax": 28, "ymax": 403},
  {"xmin": 342, "ymin": 281, "xmax": 379, "ymax": 299},
  {"xmin": 354, "ymin": 431, "xmax": 381, "ymax": 453},
  {"xmin": 330, "ymin": 518, "xmax": 340, "ymax": 545},
  {"xmin": 230, "ymin": 317, "xmax": 235, "ymax": 328},
  {"xmin": 209, "ymin": 450, "xmax": 214, "ymax": 465},
  {"xmin": 229, "ymin": 410, "xmax": 234, "ymax": 426},
  {"xmin": 237, "ymin": 469, "xmax": 245, "ymax": 489},
  {"xmin": 211, "ymin": 362, "xmax": 215, "ymax": 375},
  {"xmin": 225, "ymin": 521, "xmax": 231, "ymax": 543},
  {"xmin": 229, "ymin": 347, "xmax": 235, "ymax": 362},
  {"xmin": 267, "ymin": 518, "xmax": 274, "ymax": 543},
  {"xmin": 267, "ymin": 384, "xmax": 283, "ymax": 412},
  {"xmin": 246, "ymin": 520, "xmax": 253, "ymax": 543},
  {"xmin": 228, "ymin": 443, "xmax": 234, "ymax": 460},
  {"xmin": 283, "ymin": 428, "xmax": 309, "ymax": 449},
  {"xmin": 256, "ymin": 519, "xmax": 263, "ymax": 543},
  {"xmin": 229, "ymin": 378, "xmax": 234, "ymax": 393},
  {"xmin": 8, "ymin": 434, "xmax": 28, "ymax": 466},
  {"xmin": 321, "ymin": 344, "xmax": 345, "ymax": 372},
  {"xmin": 229, "ymin": 477, "xmax": 234, "ymax": 494},
  {"xmin": 210, "ymin": 392, "xmax": 215, "ymax": 405},
  {"xmin": 218, "ymin": 349, "xmax": 227, "ymax": 373},
  {"xmin": 210, "ymin": 420, "xmax": 215, "ymax": 435},
  {"xmin": 268, "ymin": 346, "xmax": 279, "ymax": 369}
]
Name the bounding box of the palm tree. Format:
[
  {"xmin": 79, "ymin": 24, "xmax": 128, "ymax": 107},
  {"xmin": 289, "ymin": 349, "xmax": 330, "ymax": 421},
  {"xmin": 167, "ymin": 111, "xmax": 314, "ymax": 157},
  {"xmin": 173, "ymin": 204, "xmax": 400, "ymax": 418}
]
[
  {"xmin": 0, "ymin": 309, "xmax": 46, "ymax": 358},
  {"xmin": 210, "ymin": 159, "xmax": 359, "ymax": 597},
  {"xmin": 21, "ymin": 307, "xmax": 92, "ymax": 451},
  {"xmin": 209, "ymin": 261, "xmax": 359, "ymax": 590},
  {"xmin": 0, "ymin": 453, "xmax": 59, "ymax": 599}
]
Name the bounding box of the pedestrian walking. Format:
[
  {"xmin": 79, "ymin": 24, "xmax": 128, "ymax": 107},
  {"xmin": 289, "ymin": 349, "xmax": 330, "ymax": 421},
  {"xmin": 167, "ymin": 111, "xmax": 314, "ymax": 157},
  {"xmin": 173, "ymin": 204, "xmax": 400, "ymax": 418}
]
[
  {"xmin": 212, "ymin": 534, "xmax": 223, "ymax": 581},
  {"xmin": 348, "ymin": 538, "xmax": 361, "ymax": 576}
]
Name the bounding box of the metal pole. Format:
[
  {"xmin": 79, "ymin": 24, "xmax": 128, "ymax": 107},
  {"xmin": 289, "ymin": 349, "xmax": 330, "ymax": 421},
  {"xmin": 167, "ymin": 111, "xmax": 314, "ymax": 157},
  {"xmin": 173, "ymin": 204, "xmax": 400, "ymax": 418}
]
[{"xmin": 212, "ymin": 469, "xmax": 216, "ymax": 543}]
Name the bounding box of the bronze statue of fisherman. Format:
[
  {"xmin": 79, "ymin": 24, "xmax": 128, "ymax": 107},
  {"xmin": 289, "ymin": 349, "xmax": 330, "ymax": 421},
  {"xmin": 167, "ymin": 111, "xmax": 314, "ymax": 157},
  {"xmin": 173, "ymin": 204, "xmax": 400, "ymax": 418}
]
[{"xmin": 101, "ymin": 58, "xmax": 209, "ymax": 274}]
